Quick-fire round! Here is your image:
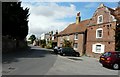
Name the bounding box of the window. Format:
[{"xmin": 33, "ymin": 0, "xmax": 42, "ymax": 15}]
[
  {"xmin": 118, "ymin": 53, "xmax": 120, "ymax": 58},
  {"xmin": 96, "ymin": 45, "xmax": 101, "ymax": 52},
  {"xmin": 74, "ymin": 34, "xmax": 78, "ymax": 40},
  {"xmin": 92, "ymin": 43, "xmax": 105, "ymax": 53},
  {"xmin": 60, "ymin": 43, "xmax": 62, "ymax": 47},
  {"xmin": 66, "ymin": 35, "xmax": 69, "ymax": 40},
  {"xmin": 60, "ymin": 37, "xmax": 63, "ymax": 42},
  {"xmin": 102, "ymin": 52, "xmax": 111, "ymax": 57},
  {"xmin": 97, "ymin": 15, "xmax": 103, "ymax": 24},
  {"xmin": 96, "ymin": 28, "xmax": 103, "ymax": 38},
  {"xmin": 74, "ymin": 43, "xmax": 78, "ymax": 49}
]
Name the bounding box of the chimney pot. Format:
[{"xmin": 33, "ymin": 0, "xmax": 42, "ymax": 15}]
[{"xmin": 76, "ymin": 12, "xmax": 81, "ymax": 24}]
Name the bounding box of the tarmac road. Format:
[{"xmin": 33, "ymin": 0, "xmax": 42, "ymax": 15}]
[{"xmin": 2, "ymin": 45, "xmax": 57, "ymax": 75}]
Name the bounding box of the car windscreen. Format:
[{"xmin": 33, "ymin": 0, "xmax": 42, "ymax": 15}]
[
  {"xmin": 102, "ymin": 52, "xmax": 111, "ymax": 57},
  {"xmin": 62, "ymin": 48, "xmax": 73, "ymax": 52}
]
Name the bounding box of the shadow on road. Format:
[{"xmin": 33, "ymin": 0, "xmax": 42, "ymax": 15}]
[
  {"xmin": 2, "ymin": 46, "xmax": 52, "ymax": 64},
  {"xmin": 68, "ymin": 58, "xmax": 83, "ymax": 61}
]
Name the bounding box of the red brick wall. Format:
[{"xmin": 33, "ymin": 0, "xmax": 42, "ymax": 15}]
[
  {"xmin": 90, "ymin": 6, "xmax": 115, "ymax": 24},
  {"xmin": 57, "ymin": 33, "xmax": 85, "ymax": 56}
]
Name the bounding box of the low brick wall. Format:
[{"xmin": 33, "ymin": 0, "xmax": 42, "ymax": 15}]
[
  {"xmin": 2, "ymin": 36, "xmax": 16, "ymax": 53},
  {"xmin": 2, "ymin": 36, "xmax": 28, "ymax": 53}
]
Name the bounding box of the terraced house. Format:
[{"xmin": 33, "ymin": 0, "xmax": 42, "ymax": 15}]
[
  {"xmin": 57, "ymin": 3, "xmax": 120, "ymax": 57},
  {"xmin": 57, "ymin": 12, "xmax": 89, "ymax": 56}
]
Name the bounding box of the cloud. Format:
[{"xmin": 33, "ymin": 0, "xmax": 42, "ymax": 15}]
[{"xmin": 21, "ymin": 2, "xmax": 77, "ymax": 39}]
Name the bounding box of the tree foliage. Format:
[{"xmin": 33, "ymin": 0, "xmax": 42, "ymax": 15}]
[
  {"xmin": 115, "ymin": 24, "xmax": 120, "ymax": 51},
  {"xmin": 28, "ymin": 34, "xmax": 36, "ymax": 43},
  {"xmin": 62, "ymin": 39, "xmax": 72, "ymax": 47},
  {"xmin": 40, "ymin": 39, "xmax": 46, "ymax": 48},
  {"xmin": 2, "ymin": 2, "xmax": 30, "ymax": 40}
]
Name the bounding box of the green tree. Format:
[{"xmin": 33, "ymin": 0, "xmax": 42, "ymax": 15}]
[
  {"xmin": 46, "ymin": 40, "xmax": 53, "ymax": 49},
  {"xmin": 2, "ymin": 2, "xmax": 30, "ymax": 40},
  {"xmin": 28, "ymin": 35, "xmax": 36, "ymax": 44},
  {"xmin": 62, "ymin": 39, "xmax": 72, "ymax": 47},
  {"xmin": 115, "ymin": 2, "xmax": 120, "ymax": 51},
  {"xmin": 115, "ymin": 24, "xmax": 120, "ymax": 51},
  {"xmin": 40, "ymin": 39, "xmax": 46, "ymax": 48}
]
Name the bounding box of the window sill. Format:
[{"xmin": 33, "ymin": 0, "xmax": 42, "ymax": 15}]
[
  {"xmin": 74, "ymin": 48, "xmax": 77, "ymax": 50},
  {"xmin": 93, "ymin": 52, "xmax": 104, "ymax": 54},
  {"xmin": 96, "ymin": 37, "xmax": 102, "ymax": 38},
  {"xmin": 74, "ymin": 39, "xmax": 78, "ymax": 40}
]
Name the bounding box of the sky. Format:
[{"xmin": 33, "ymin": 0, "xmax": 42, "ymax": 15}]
[{"xmin": 21, "ymin": 1, "xmax": 118, "ymax": 39}]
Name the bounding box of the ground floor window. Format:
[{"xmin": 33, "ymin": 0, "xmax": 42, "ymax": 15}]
[
  {"xmin": 96, "ymin": 45, "xmax": 101, "ymax": 52},
  {"xmin": 74, "ymin": 43, "xmax": 78, "ymax": 50},
  {"xmin": 92, "ymin": 43, "xmax": 104, "ymax": 53},
  {"xmin": 60, "ymin": 43, "xmax": 62, "ymax": 47}
]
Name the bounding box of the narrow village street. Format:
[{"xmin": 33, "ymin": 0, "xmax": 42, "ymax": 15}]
[{"xmin": 2, "ymin": 46, "xmax": 118, "ymax": 75}]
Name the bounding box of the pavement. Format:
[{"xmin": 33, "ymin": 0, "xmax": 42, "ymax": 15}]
[{"xmin": 46, "ymin": 55, "xmax": 119, "ymax": 75}]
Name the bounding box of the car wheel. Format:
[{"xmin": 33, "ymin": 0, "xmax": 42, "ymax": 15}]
[
  {"xmin": 102, "ymin": 64, "xmax": 106, "ymax": 67},
  {"xmin": 113, "ymin": 63, "xmax": 119, "ymax": 70},
  {"xmin": 76, "ymin": 54, "xmax": 79, "ymax": 57},
  {"xmin": 63, "ymin": 53, "xmax": 65, "ymax": 56},
  {"xmin": 60, "ymin": 53, "xmax": 63, "ymax": 56}
]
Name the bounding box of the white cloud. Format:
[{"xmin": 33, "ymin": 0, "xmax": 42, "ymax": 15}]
[{"xmin": 21, "ymin": 2, "xmax": 77, "ymax": 39}]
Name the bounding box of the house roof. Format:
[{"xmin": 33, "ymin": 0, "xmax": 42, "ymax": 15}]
[
  {"xmin": 107, "ymin": 6, "xmax": 120, "ymax": 22},
  {"xmin": 58, "ymin": 5, "xmax": 120, "ymax": 36},
  {"xmin": 58, "ymin": 19, "xmax": 90, "ymax": 35}
]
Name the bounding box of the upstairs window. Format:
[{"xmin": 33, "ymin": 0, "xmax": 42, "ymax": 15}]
[
  {"xmin": 74, "ymin": 34, "xmax": 78, "ymax": 40},
  {"xmin": 96, "ymin": 28, "xmax": 103, "ymax": 38},
  {"xmin": 97, "ymin": 15, "xmax": 103, "ymax": 24}
]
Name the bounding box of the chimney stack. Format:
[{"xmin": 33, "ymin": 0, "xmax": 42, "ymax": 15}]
[{"xmin": 76, "ymin": 12, "xmax": 81, "ymax": 24}]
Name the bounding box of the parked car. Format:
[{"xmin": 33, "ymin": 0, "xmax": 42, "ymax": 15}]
[
  {"xmin": 57, "ymin": 47, "xmax": 62, "ymax": 54},
  {"xmin": 59, "ymin": 47, "xmax": 80, "ymax": 57},
  {"xmin": 99, "ymin": 51, "xmax": 120, "ymax": 70},
  {"xmin": 53, "ymin": 46, "xmax": 62, "ymax": 54}
]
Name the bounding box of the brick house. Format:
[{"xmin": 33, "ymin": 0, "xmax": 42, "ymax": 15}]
[
  {"xmin": 57, "ymin": 12, "xmax": 90, "ymax": 56},
  {"xmin": 86, "ymin": 4, "xmax": 120, "ymax": 58},
  {"xmin": 57, "ymin": 3, "xmax": 120, "ymax": 57}
]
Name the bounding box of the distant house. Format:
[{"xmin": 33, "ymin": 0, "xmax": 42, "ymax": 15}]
[
  {"xmin": 52, "ymin": 31, "xmax": 58, "ymax": 47},
  {"xmin": 40, "ymin": 33, "xmax": 51, "ymax": 44},
  {"xmin": 40, "ymin": 33, "xmax": 46, "ymax": 40},
  {"xmin": 40, "ymin": 31, "xmax": 58, "ymax": 48},
  {"xmin": 57, "ymin": 12, "xmax": 90, "ymax": 56},
  {"xmin": 86, "ymin": 4, "xmax": 120, "ymax": 58}
]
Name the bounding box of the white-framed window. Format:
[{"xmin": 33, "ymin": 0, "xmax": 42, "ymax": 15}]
[
  {"xmin": 97, "ymin": 15, "xmax": 103, "ymax": 24},
  {"xmin": 74, "ymin": 33, "xmax": 78, "ymax": 40},
  {"xmin": 60, "ymin": 43, "xmax": 62, "ymax": 47},
  {"xmin": 60, "ymin": 37, "xmax": 63, "ymax": 42},
  {"xmin": 96, "ymin": 45, "xmax": 101, "ymax": 52},
  {"xmin": 66, "ymin": 35, "xmax": 69, "ymax": 40},
  {"xmin": 96, "ymin": 28, "xmax": 103, "ymax": 38},
  {"xmin": 92, "ymin": 43, "xmax": 105, "ymax": 53},
  {"xmin": 74, "ymin": 43, "xmax": 78, "ymax": 50}
]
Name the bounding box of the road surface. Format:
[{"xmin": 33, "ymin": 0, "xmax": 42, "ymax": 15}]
[{"xmin": 2, "ymin": 45, "xmax": 119, "ymax": 76}]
